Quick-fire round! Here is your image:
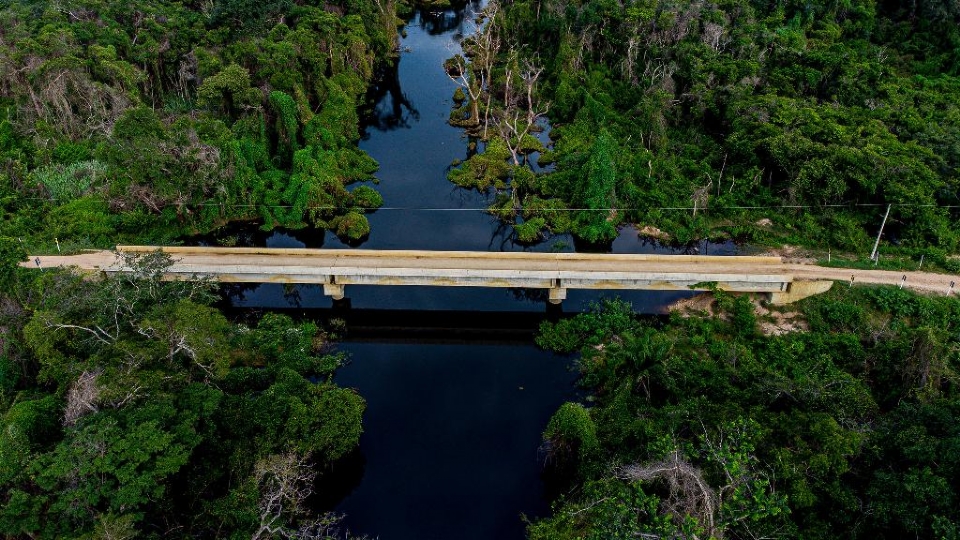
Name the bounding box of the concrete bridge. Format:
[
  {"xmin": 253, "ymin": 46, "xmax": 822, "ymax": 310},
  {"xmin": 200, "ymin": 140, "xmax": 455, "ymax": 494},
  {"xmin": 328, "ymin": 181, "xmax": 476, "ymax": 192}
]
[{"xmin": 25, "ymin": 246, "xmax": 842, "ymax": 305}]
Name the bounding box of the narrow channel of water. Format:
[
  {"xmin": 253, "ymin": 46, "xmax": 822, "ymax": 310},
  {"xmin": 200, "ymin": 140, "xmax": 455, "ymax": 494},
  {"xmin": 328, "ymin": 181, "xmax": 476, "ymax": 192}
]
[{"xmin": 202, "ymin": 3, "xmax": 738, "ymax": 538}]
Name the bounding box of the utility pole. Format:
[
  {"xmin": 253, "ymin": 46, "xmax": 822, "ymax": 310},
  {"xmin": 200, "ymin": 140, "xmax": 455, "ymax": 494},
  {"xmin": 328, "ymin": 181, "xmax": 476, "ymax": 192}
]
[{"xmin": 870, "ymin": 204, "xmax": 891, "ymax": 262}]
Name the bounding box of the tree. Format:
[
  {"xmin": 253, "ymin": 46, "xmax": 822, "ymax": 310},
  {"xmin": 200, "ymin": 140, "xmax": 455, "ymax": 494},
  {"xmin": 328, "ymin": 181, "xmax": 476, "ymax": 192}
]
[
  {"xmin": 493, "ymin": 56, "xmax": 549, "ymax": 166},
  {"xmin": 0, "ymin": 237, "xmax": 26, "ymax": 292},
  {"xmin": 445, "ymin": 1, "xmax": 501, "ymax": 136},
  {"xmin": 572, "ymin": 129, "xmax": 619, "ymax": 243},
  {"xmin": 251, "ymin": 452, "xmax": 352, "ymax": 540},
  {"xmin": 198, "ymin": 64, "xmax": 262, "ymax": 118},
  {"xmin": 3, "ymin": 255, "xmax": 367, "ymax": 538}
]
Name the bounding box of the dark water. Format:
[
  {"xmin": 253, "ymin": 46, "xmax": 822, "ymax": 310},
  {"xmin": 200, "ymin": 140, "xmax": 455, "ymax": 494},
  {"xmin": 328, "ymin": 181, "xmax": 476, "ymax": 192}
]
[
  {"xmin": 202, "ymin": 3, "xmax": 738, "ymax": 538},
  {"xmin": 332, "ymin": 342, "xmax": 578, "ymax": 540}
]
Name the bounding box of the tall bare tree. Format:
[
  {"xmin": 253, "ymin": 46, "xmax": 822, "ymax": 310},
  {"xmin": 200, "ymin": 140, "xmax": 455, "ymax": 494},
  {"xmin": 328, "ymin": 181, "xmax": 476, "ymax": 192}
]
[
  {"xmin": 251, "ymin": 453, "xmax": 356, "ymax": 540},
  {"xmin": 445, "ymin": 1, "xmax": 501, "ymax": 136},
  {"xmin": 494, "ymin": 57, "xmax": 549, "ymax": 166}
]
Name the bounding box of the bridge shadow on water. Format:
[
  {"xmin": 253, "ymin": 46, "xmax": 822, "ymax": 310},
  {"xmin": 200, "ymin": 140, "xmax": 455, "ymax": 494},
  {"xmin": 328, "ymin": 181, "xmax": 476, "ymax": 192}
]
[
  {"xmin": 215, "ymin": 280, "xmax": 695, "ymax": 346},
  {"xmin": 219, "ymin": 306, "xmax": 572, "ymax": 345},
  {"xmin": 216, "ymin": 282, "xmax": 698, "ymax": 320}
]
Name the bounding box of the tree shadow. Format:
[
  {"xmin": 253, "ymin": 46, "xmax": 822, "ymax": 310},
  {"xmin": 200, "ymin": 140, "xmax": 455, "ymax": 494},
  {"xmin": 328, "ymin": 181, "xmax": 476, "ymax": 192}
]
[{"xmin": 361, "ymin": 60, "xmax": 420, "ymax": 134}]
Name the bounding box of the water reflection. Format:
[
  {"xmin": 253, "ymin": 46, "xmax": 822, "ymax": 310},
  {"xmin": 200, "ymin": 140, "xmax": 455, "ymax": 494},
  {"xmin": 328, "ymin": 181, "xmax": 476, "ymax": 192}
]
[
  {"xmin": 360, "ymin": 1, "xmax": 485, "ymax": 133},
  {"xmin": 281, "ymin": 283, "xmax": 303, "ymax": 308},
  {"xmin": 189, "ymin": 223, "xmax": 326, "ymax": 249},
  {"xmin": 417, "ymin": 1, "xmax": 482, "ymax": 35},
  {"xmin": 487, "ymin": 220, "xmax": 540, "ymax": 251},
  {"xmin": 362, "ymin": 60, "xmax": 420, "ymax": 133}
]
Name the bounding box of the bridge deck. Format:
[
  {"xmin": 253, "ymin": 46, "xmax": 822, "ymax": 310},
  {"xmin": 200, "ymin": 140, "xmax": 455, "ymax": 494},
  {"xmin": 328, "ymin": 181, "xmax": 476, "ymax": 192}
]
[{"xmin": 26, "ymin": 246, "xmax": 798, "ymax": 303}]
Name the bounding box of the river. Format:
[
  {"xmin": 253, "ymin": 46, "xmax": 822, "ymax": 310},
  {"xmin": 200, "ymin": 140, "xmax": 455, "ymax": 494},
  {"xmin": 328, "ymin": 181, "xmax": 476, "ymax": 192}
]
[{"xmin": 212, "ymin": 2, "xmax": 735, "ymax": 538}]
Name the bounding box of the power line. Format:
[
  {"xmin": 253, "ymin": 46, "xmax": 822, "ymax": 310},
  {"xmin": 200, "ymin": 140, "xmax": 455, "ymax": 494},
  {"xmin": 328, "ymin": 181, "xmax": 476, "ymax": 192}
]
[{"xmin": 9, "ymin": 198, "xmax": 960, "ymax": 212}]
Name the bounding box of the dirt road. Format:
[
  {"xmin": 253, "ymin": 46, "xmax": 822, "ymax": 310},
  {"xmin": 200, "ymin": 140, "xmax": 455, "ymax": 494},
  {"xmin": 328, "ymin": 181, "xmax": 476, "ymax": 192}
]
[{"xmin": 786, "ymin": 263, "xmax": 957, "ymax": 295}]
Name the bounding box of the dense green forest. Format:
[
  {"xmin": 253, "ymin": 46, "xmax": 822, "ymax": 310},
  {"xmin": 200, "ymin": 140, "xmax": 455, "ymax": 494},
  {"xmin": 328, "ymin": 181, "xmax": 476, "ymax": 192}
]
[
  {"xmin": 0, "ymin": 0, "xmax": 400, "ymax": 251},
  {"xmin": 0, "ymin": 251, "xmax": 365, "ymax": 538},
  {"xmin": 449, "ymin": 0, "xmax": 960, "ymax": 251},
  {"xmin": 533, "ymin": 289, "xmax": 960, "ymax": 539}
]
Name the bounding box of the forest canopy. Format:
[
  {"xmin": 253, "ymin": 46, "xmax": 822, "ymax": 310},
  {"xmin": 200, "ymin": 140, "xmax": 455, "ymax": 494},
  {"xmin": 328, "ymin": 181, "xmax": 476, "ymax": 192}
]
[
  {"xmin": 2, "ymin": 0, "xmax": 960, "ymax": 537},
  {"xmin": 533, "ymin": 289, "xmax": 960, "ymax": 539},
  {"xmin": 0, "ymin": 253, "xmax": 366, "ymax": 538},
  {"xmin": 0, "ymin": 0, "xmax": 401, "ymax": 250},
  {"xmin": 0, "ymin": 0, "xmax": 411, "ymax": 536},
  {"xmin": 449, "ymin": 0, "xmax": 960, "ymax": 249}
]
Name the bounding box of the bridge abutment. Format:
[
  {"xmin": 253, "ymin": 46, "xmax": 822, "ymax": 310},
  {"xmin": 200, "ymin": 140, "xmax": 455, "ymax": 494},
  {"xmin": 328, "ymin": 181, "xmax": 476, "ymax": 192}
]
[{"xmin": 768, "ymin": 280, "xmax": 834, "ymax": 305}]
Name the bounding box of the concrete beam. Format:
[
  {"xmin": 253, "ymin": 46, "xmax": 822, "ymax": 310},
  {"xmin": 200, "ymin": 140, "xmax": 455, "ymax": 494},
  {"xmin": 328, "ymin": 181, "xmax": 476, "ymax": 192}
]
[
  {"xmin": 29, "ymin": 248, "xmax": 958, "ymax": 302},
  {"xmin": 148, "ymin": 269, "xmax": 791, "ymax": 294},
  {"xmin": 117, "ymin": 245, "xmax": 784, "ymax": 266}
]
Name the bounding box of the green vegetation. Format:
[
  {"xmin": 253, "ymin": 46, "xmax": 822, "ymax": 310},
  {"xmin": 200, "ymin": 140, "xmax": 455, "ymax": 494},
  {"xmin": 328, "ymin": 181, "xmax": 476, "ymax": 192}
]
[
  {"xmin": 533, "ymin": 290, "xmax": 960, "ymax": 538},
  {"xmin": 3, "ymin": 0, "xmax": 960, "ymax": 537},
  {"xmin": 450, "ymin": 0, "xmax": 960, "ymax": 250},
  {"xmin": 0, "ymin": 252, "xmax": 366, "ymax": 538},
  {"xmin": 0, "ymin": 0, "xmax": 401, "ymax": 250}
]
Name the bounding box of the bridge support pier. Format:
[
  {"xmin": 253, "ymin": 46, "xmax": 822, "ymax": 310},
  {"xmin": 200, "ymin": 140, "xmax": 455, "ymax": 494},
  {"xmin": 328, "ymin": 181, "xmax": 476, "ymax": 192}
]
[
  {"xmin": 323, "ymin": 283, "xmax": 345, "ymax": 300},
  {"xmin": 548, "ymin": 287, "xmax": 567, "ymax": 305}
]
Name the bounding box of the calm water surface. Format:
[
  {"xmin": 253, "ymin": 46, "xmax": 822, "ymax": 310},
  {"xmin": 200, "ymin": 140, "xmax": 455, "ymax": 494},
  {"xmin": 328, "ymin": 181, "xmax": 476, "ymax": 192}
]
[{"xmin": 333, "ymin": 342, "xmax": 577, "ymax": 539}]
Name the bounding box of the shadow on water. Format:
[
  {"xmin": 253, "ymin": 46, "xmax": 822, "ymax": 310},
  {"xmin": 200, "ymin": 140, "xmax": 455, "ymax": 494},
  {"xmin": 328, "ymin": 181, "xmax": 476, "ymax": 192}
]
[
  {"xmin": 310, "ymin": 448, "xmax": 366, "ymax": 512},
  {"xmin": 219, "ymin": 306, "xmax": 571, "ymax": 345},
  {"xmin": 361, "ymin": 61, "xmax": 420, "ymax": 133},
  {"xmin": 216, "ymin": 281, "xmax": 700, "ymax": 316}
]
